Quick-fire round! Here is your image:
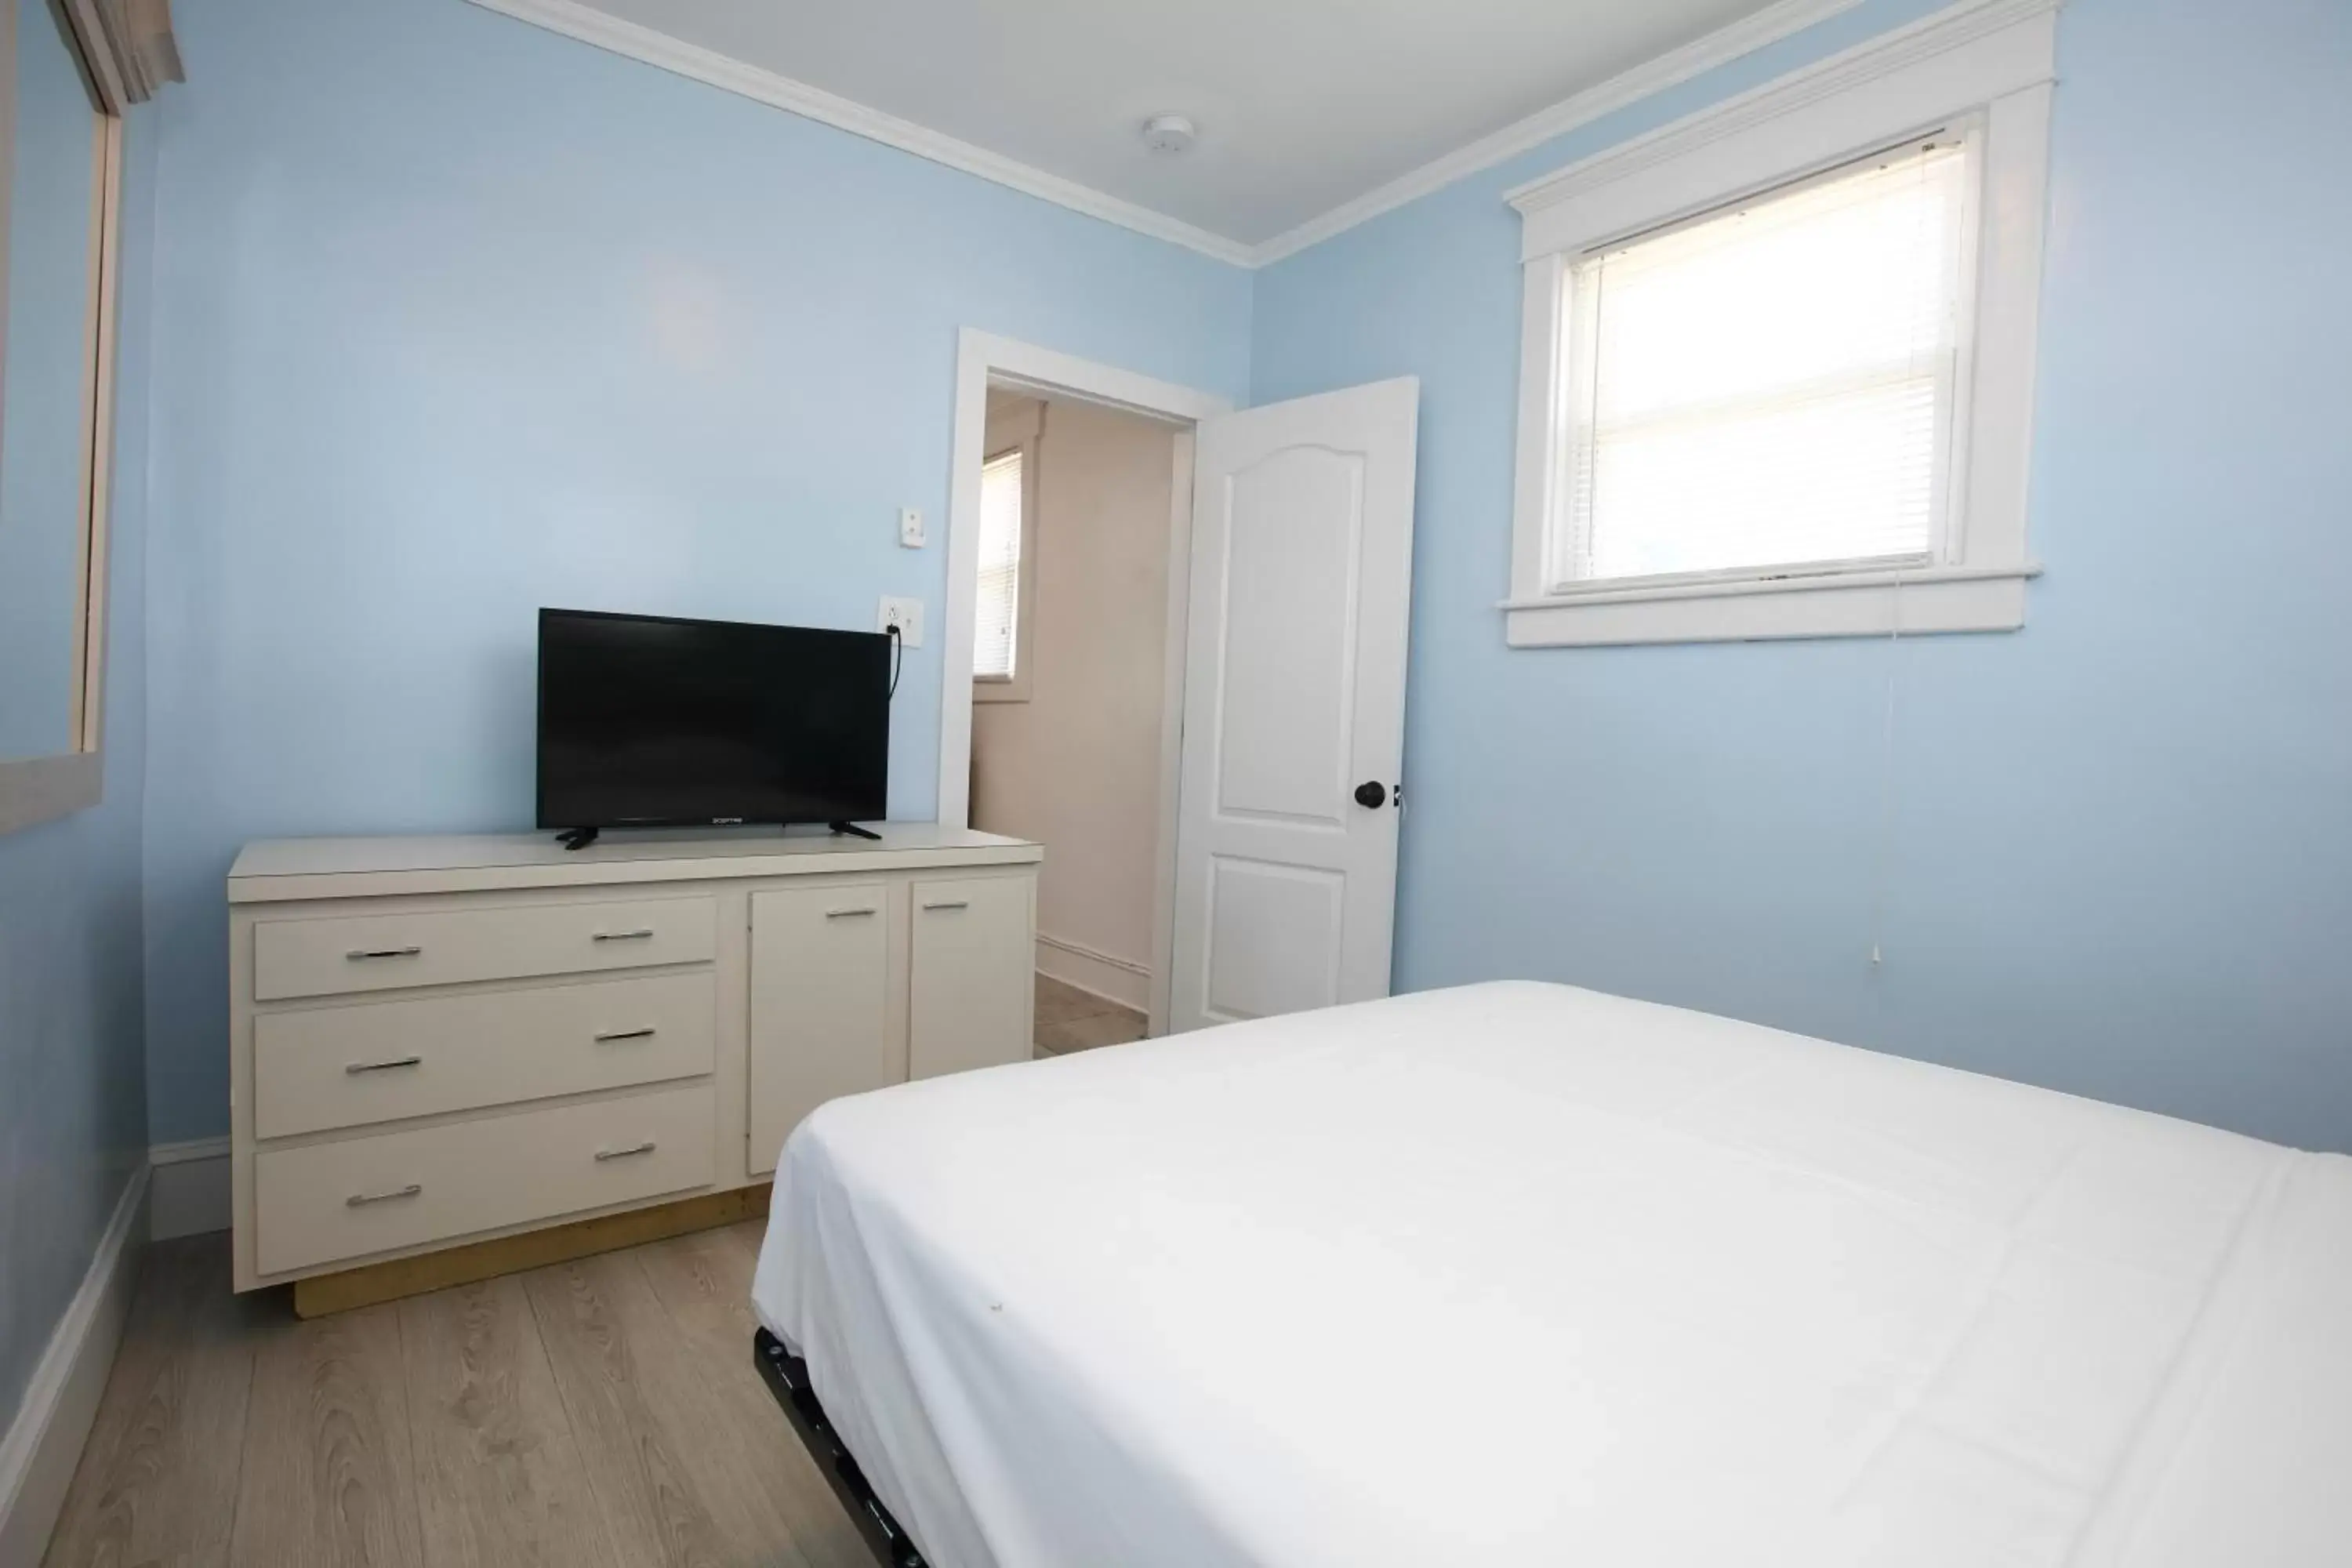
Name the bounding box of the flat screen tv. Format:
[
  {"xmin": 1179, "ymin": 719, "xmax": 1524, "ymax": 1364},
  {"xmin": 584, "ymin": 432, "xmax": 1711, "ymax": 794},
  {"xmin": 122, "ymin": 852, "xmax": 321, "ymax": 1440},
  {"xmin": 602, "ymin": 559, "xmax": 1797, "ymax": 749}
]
[{"xmin": 537, "ymin": 608, "xmax": 888, "ymax": 846}]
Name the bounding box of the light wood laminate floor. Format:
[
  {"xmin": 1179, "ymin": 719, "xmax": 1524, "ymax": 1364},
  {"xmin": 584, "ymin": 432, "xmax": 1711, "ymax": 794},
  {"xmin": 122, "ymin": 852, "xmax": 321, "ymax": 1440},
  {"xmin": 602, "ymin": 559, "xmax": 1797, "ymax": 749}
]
[
  {"xmin": 42, "ymin": 1222, "xmax": 873, "ymax": 1568},
  {"xmin": 46, "ymin": 978, "xmax": 1144, "ymax": 1567}
]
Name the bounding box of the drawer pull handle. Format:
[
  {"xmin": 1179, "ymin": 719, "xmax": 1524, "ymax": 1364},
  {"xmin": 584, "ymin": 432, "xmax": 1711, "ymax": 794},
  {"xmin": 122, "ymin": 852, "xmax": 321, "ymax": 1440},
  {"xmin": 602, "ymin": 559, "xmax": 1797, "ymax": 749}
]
[
  {"xmin": 826, "ymin": 906, "xmax": 879, "ymax": 919},
  {"xmin": 593, "ymin": 1027, "xmax": 656, "ymax": 1043},
  {"xmin": 345, "ymin": 1055, "xmax": 423, "ymax": 1075},
  {"xmin": 593, "ymin": 928, "xmax": 657, "ymax": 942},
  {"xmin": 595, "ymin": 1141, "xmax": 658, "ymax": 1161},
  {"xmin": 347, "ymin": 946, "xmax": 423, "ymax": 961},
  {"xmin": 347, "ymin": 1183, "xmax": 422, "ymax": 1207},
  {"xmin": 921, "ymin": 899, "xmax": 970, "ymax": 912}
]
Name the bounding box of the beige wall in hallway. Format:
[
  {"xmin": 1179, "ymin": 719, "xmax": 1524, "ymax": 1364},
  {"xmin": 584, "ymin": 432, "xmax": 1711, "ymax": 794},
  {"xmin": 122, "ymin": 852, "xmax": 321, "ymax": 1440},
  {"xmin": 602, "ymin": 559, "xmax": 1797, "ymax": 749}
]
[{"xmin": 971, "ymin": 391, "xmax": 1174, "ymax": 1010}]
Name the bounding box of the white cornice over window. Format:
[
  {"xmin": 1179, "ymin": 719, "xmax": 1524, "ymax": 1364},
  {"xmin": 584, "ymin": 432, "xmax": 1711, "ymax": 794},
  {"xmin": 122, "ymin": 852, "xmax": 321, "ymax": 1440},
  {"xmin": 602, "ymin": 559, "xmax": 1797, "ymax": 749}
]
[
  {"xmin": 63, "ymin": 0, "xmax": 184, "ymax": 109},
  {"xmin": 1503, "ymin": 0, "xmax": 2059, "ymax": 648}
]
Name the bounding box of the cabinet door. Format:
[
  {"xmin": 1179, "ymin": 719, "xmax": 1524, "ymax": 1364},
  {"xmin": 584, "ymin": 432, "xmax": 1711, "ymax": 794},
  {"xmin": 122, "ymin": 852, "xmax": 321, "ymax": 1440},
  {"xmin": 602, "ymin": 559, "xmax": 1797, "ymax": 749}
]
[
  {"xmin": 909, "ymin": 875, "xmax": 1033, "ymax": 1081},
  {"xmin": 749, "ymin": 882, "xmax": 891, "ymax": 1176}
]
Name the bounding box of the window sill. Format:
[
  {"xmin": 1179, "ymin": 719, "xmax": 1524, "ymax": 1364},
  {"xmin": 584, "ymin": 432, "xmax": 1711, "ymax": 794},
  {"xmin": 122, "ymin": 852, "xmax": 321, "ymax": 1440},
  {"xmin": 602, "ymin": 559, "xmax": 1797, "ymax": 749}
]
[
  {"xmin": 973, "ymin": 677, "xmax": 1031, "ymax": 704},
  {"xmin": 0, "ymin": 750, "xmax": 103, "ymax": 836},
  {"xmin": 1500, "ymin": 562, "xmax": 2038, "ymax": 648}
]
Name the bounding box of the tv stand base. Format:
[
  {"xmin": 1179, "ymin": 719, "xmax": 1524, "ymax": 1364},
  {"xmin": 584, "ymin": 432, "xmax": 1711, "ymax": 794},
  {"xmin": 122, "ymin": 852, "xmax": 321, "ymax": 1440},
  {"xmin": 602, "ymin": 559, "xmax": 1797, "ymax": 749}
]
[
  {"xmin": 827, "ymin": 820, "xmax": 883, "ymax": 841},
  {"xmin": 554, "ymin": 827, "xmax": 600, "ymax": 851}
]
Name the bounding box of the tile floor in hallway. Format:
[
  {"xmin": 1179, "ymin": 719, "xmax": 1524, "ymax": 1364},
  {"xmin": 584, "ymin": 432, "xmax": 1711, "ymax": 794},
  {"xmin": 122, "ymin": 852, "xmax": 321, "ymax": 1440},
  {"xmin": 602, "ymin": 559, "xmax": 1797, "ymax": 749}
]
[{"xmin": 1033, "ymin": 972, "xmax": 1148, "ymax": 1056}]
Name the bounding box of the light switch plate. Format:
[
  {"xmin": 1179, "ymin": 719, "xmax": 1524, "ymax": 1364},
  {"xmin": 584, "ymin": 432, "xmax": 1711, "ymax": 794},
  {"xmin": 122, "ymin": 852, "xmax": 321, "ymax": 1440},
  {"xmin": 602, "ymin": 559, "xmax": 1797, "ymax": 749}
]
[
  {"xmin": 898, "ymin": 507, "xmax": 925, "ymax": 547},
  {"xmin": 877, "ymin": 596, "xmax": 924, "ymax": 648}
]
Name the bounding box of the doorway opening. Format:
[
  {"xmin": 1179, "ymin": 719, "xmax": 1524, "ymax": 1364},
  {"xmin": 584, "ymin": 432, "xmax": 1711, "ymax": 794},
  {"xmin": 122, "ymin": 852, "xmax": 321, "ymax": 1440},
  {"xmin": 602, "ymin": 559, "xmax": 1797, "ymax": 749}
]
[
  {"xmin": 937, "ymin": 332, "xmax": 1220, "ymax": 1051},
  {"xmin": 936, "ymin": 330, "xmax": 1418, "ymax": 1059},
  {"xmin": 967, "ymin": 383, "xmax": 1187, "ymax": 1055}
]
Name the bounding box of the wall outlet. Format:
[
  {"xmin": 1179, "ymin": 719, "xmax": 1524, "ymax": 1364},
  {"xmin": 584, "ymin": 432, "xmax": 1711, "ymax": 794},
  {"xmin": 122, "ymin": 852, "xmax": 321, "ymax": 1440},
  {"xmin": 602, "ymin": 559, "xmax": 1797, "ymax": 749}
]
[
  {"xmin": 898, "ymin": 507, "xmax": 925, "ymax": 547},
  {"xmin": 877, "ymin": 596, "xmax": 924, "ymax": 648}
]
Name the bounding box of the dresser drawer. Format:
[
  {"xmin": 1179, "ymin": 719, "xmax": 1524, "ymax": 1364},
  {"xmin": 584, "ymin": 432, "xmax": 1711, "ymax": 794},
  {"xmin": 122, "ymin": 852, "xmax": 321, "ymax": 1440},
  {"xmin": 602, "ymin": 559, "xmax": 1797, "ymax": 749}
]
[
  {"xmin": 252, "ymin": 1083, "xmax": 714, "ymax": 1276},
  {"xmin": 252, "ymin": 895, "xmax": 716, "ymax": 1001},
  {"xmin": 253, "ymin": 973, "xmax": 716, "ymax": 1140}
]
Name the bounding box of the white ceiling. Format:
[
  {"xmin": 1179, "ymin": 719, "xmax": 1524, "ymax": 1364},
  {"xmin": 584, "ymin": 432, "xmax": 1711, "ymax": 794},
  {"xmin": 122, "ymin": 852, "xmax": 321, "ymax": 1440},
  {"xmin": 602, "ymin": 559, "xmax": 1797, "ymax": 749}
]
[{"xmin": 543, "ymin": 0, "xmax": 1823, "ymax": 255}]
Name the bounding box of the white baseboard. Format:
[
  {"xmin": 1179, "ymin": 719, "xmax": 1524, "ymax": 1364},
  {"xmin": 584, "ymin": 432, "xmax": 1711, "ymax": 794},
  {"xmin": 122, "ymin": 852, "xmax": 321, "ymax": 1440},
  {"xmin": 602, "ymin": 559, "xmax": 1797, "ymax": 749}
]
[
  {"xmin": 1035, "ymin": 932, "xmax": 1149, "ymax": 1013},
  {"xmin": 147, "ymin": 1138, "xmax": 230, "ymax": 1242},
  {"xmin": 0, "ymin": 1167, "xmax": 148, "ymax": 1568}
]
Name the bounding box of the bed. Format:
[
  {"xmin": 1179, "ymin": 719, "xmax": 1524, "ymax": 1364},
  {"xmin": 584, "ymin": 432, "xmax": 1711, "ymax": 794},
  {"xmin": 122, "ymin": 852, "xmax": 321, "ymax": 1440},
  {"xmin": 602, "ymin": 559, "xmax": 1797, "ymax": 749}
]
[{"xmin": 750, "ymin": 981, "xmax": 2352, "ymax": 1567}]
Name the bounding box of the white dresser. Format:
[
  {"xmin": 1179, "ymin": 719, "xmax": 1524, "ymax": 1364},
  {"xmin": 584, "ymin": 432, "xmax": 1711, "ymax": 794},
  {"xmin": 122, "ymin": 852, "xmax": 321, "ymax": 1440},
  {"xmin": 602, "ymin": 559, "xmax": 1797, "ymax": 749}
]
[{"xmin": 227, "ymin": 825, "xmax": 1040, "ymax": 1301}]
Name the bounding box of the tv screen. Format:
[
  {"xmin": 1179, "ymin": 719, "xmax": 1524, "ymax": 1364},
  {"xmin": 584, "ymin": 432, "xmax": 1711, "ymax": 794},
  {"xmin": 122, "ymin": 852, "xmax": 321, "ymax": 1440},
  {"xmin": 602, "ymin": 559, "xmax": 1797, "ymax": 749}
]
[{"xmin": 537, "ymin": 608, "xmax": 888, "ymax": 831}]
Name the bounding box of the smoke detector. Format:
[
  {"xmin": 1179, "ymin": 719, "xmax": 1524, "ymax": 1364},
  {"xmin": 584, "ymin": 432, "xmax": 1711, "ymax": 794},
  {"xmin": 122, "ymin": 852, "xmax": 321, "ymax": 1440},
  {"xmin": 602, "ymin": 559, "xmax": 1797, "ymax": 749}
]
[{"xmin": 1140, "ymin": 114, "xmax": 1196, "ymax": 156}]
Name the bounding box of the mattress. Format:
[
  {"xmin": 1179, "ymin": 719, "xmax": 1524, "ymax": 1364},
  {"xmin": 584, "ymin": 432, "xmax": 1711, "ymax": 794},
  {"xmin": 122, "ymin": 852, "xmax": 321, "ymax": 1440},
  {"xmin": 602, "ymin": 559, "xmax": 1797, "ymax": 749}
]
[{"xmin": 751, "ymin": 981, "xmax": 2352, "ymax": 1567}]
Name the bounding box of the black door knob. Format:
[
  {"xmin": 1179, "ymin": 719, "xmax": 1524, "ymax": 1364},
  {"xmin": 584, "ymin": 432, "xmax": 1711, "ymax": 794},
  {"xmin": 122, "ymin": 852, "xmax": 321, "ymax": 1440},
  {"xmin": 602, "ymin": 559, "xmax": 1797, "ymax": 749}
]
[{"xmin": 1354, "ymin": 781, "xmax": 1388, "ymax": 809}]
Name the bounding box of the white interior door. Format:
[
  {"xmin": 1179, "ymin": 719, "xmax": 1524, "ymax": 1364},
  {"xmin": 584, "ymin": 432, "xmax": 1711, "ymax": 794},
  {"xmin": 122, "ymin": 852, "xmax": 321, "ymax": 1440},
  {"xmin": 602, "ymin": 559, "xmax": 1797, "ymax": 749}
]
[{"xmin": 1169, "ymin": 377, "xmax": 1418, "ymax": 1032}]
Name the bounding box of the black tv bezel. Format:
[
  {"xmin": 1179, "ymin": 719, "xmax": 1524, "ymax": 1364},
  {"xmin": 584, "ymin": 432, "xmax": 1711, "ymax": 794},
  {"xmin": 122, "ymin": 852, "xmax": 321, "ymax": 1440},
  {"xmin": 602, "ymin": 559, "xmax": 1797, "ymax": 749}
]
[{"xmin": 533, "ymin": 606, "xmax": 889, "ymax": 833}]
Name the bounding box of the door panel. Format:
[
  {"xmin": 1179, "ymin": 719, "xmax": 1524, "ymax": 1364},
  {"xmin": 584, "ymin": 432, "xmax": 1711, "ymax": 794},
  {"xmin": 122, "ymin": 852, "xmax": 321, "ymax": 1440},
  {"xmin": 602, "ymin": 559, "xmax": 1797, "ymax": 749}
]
[
  {"xmin": 1172, "ymin": 379, "xmax": 1418, "ymax": 1032},
  {"xmin": 909, "ymin": 875, "xmax": 1033, "ymax": 1080},
  {"xmin": 1214, "ymin": 447, "xmax": 1363, "ymax": 826},
  {"xmin": 1203, "ymin": 856, "xmax": 1345, "ymax": 1020},
  {"xmin": 749, "ymin": 882, "xmax": 891, "ymax": 1175}
]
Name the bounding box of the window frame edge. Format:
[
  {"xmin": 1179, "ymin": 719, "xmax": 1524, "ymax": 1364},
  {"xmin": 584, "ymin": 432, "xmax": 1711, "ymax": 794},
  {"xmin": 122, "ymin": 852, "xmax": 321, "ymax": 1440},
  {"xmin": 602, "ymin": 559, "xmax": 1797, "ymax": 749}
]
[
  {"xmin": 1503, "ymin": 0, "xmax": 2058, "ymax": 648},
  {"xmin": 972, "ymin": 434, "xmax": 1040, "ymax": 703}
]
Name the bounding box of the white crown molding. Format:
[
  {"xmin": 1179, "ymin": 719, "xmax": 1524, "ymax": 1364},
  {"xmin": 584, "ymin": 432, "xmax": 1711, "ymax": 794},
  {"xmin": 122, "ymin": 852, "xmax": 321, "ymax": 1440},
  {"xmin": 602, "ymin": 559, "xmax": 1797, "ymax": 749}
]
[
  {"xmin": 1507, "ymin": 0, "xmax": 2060, "ymax": 225},
  {"xmin": 1247, "ymin": 0, "xmax": 1866, "ymax": 266},
  {"xmin": 463, "ymin": 0, "xmax": 1258, "ymax": 267},
  {"xmin": 467, "ymin": 0, "xmax": 2046, "ymax": 272}
]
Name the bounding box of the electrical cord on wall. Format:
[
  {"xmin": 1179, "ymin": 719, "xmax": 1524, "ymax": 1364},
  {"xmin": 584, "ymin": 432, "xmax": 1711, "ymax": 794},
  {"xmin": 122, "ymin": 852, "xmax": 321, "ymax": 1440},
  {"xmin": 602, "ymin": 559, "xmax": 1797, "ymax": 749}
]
[
  {"xmin": 1867, "ymin": 575, "xmax": 1907, "ymax": 970},
  {"xmin": 887, "ymin": 622, "xmax": 903, "ymax": 699}
]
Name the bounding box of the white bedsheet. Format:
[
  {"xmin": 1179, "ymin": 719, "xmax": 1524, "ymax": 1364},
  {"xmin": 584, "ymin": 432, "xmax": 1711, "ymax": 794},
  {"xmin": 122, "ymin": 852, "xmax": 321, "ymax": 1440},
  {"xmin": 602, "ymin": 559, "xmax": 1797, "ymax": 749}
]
[{"xmin": 752, "ymin": 982, "xmax": 2352, "ymax": 1567}]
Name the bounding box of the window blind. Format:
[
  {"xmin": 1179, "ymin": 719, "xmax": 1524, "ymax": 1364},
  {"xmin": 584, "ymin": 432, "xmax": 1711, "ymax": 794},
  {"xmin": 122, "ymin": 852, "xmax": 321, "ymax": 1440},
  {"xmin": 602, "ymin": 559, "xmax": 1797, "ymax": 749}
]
[
  {"xmin": 975, "ymin": 450, "xmax": 1023, "ymax": 679},
  {"xmin": 1562, "ymin": 138, "xmax": 1970, "ymax": 584}
]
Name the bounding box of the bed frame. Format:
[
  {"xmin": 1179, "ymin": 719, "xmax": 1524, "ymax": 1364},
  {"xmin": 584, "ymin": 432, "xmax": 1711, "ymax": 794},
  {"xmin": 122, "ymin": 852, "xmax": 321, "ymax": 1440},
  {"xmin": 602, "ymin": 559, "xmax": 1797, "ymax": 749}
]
[{"xmin": 753, "ymin": 1329, "xmax": 934, "ymax": 1568}]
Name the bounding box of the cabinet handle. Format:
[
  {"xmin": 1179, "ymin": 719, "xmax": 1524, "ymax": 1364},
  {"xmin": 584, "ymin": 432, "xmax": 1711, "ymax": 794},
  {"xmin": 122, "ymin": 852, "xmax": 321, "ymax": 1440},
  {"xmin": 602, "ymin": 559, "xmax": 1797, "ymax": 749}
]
[
  {"xmin": 825, "ymin": 906, "xmax": 879, "ymax": 919},
  {"xmin": 345, "ymin": 1055, "xmax": 423, "ymax": 1074},
  {"xmin": 592, "ymin": 928, "xmax": 656, "ymax": 942},
  {"xmin": 593, "ymin": 1027, "xmax": 655, "ymax": 1043},
  {"xmin": 595, "ymin": 1141, "xmax": 658, "ymax": 1161},
  {"xmin": 921, "ymin": 900, "xmax": 970, "ymax": 912},
  {"xmin": 347, "ymin": 1183, "xmax": 422, "ymax": 1207},
  {"xmin": 346, "ymin": 946, "xmax": 422, "ymax": 961}
]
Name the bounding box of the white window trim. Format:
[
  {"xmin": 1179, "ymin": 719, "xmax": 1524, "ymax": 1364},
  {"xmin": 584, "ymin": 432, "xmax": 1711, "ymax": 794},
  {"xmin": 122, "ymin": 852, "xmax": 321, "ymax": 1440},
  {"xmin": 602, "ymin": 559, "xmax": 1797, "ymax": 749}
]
[
  {"xmin": 975, "ymin": 399, "xmax": 1043, "ymax": 702},
  {"xmin": 1504, "ymin": 0, "xmax": 2056, "ymax": 648},
  {"xmin": 0, "ymin": 4, "xmax": 133, "ymax": 836}
]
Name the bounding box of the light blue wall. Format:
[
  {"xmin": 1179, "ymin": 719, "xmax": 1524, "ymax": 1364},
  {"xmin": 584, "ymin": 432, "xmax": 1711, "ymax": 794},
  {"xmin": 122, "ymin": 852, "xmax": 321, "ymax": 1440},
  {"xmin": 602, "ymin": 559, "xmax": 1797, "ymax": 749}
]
[
  {"xmin": 1252, "ymin": 0, "xmax": 2352, "ymax": 1150},
  {"xmin": 0, "ymin": 1, "xmax": 104, "ymax": 760},
  {"xmin": 138, "ymin": 0, "xmax": 1252, "ymax": 1142},
  {"xmin": 0, "ymin": 115, "xmax": 156, "ymax": 1436},
  {"xmin": 133, "ymin": 0, "xmax": 2351, "ymax": 1149}
]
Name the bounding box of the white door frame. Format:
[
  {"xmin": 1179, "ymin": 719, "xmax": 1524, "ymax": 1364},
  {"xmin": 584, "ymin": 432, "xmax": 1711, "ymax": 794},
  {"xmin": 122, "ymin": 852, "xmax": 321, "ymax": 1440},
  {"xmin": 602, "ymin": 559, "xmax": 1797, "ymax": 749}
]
[{"xmin": 938, "ymin": 328, "xmax": 1233, "ymax": 1036}]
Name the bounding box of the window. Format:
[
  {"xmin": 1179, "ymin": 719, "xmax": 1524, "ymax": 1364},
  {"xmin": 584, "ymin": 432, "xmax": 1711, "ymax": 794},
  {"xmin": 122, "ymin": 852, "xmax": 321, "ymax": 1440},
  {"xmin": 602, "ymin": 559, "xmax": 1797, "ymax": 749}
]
[
  {"xmin": 974, "ymin": 448, "xmax": 1025, "ymax": 682},
  {"xmin": 1, "ymin": 0, "xmax": 147, "ymax": 835},
  {"xmin": 975, "ymin": 396, "xmax": 1041, "ymax": 702},
  {"xmin": 1504, "ymin": 1, "xmax": 2055, "ymax": 647},
  {"xmin": 1563, "ymin": 137, "xmax": 1969, "ymax": 584}
]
